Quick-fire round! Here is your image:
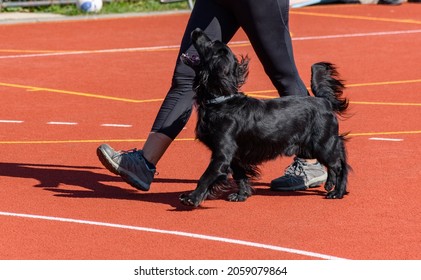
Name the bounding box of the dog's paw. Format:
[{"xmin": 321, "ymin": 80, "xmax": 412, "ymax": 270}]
[
  {"xmin": 227, "ymin": 193, "xmax": 249, "ymax": 202},
  {"xmin": 326, "ymin": 190, "xmax": 344, "ymax": 199},
  {"xmin": 179, "ymin": 193, "xmax": 200, "ymax": 207}
]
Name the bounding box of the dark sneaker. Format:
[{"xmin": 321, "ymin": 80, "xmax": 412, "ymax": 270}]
[
  {"xmin": 270, "ymin": 157, "xmax": 327, "ymax": 191},
  {"xmin": 96, "ymin": 144, "xmax": 155, "ymax": 191}
]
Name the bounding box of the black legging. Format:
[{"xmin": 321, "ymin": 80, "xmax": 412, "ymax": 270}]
[{"xmin": 151, "ymin": 0, "xmax": 308, "ymax": 139}]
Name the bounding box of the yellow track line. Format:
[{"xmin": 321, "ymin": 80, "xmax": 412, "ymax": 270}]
[
  {"xmin": 1, "ymin": 78, "xmax": 421, "ymax": 105},
  {"xmin": 246, "ymin": 98, "xmax": 421, "ymax": 107},
  {"xmin": 351, "ymin": 101, "xmax": 421, "ymax": 107},
  {"xmin": 247, "ymin": 79, "xmax": 421, "ymax": 106},
  {"xmin": 290, "ymin": 11, "xmax": 421, "ymax": 25},
  {"xmin": 0, "ymin": 130, "xmax": 420, "ymax": 145},
  {"xmin": 1, "ymin": 12, "xmax": 419, "ymax": 57},
  {"xmin": 248, "ymin": 78, "xmax": 421, "ymax": 95},
  {"xmin": 0, "ymin": 45, "xmax": 244, "ymax": 58},
  {"xmin": 349, "ymin": 130, "xmax": 421, "ymax": 137},
  {"xmin": 0, "ymin": 82, "xmax": 163, "ymax": 103},
  {"xmin": 346, "ymin": 79, "xmax": 421, "ymax": 88}
]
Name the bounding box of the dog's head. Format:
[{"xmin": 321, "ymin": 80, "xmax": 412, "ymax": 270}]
[{"xmin": 181, "ymin": 28, "xmax": 249, "ymax": 102}]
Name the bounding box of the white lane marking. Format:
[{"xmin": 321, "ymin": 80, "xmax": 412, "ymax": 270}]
[
  {"xmin": 0, "ymin": 120, "xmax": 412, "ymax": 142},
  {"xmin": 0, "ymin": 119, "xmax": 24, "ymax": 123},
  {"xmin": 292, "ymin": 29, "xmax": 421, "ymax": 41},
  {"xmin": 0, "ymin": 120, "xmax": 134, "ymax": 128},
  {"xmin": 369, "ymin": 137, "xmax": 404, "ymax": 142},
  {"xmin": 0, "ymin": 29, "xmax": 420, "ymax": 60},
  {"xmin": 233, "ymin": 29, "xmax": 421, "ymax": 45},
  {"xmin": 0, "ymin": 211, "xmax": 347, "ymax": 260},
  {"xmin": 101, "ymin": 123, "xmax": 132, "ymax": 128},
  {"xmin": 47, "ymin": 121, "xmax": 78, "ymax": 125}
]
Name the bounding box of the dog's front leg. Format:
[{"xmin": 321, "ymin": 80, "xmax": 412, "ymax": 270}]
[
  {"xmin": 227, "ymin": 163, "xmax": 253, "ymax": 202},
  {"xmin": 180, "ymin": 155, "xmax": 231, "ymax": 207}
]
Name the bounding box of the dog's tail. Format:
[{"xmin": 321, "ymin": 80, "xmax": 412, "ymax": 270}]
[{"xmin": 311, "ymin": 62, "xmax": 349, "ymax": 116}]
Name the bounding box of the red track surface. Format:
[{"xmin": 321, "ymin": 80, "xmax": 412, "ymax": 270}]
[{"xmin": 0, "ymin": 4, "xmax": 420, "ymax": 260}]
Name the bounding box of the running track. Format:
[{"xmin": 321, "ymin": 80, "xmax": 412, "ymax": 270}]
[{"xmin": 0, "ymin": 4, "xmax": 420, "ymax": 260}]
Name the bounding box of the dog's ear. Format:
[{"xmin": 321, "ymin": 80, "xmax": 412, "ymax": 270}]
[
  {"xmin": 216, "ymin": 47, "xmax": 230, "ymax": 57},
  {"xmin": 195, "ymin": 69, "xmax": 209, "ymax": 90},
  {"xmin": 236, "ymin": 55, "xmax": 250, "ymax": 88}
]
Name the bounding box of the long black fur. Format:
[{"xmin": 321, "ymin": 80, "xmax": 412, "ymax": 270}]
[{"xmin": 179, "ymin": 28, "xmax": 350, "ymax": 207}]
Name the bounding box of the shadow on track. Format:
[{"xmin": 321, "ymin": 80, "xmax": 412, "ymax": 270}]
[{"xmin": 0, "ymin": 162, "xmax": 325, "ymax": 211}]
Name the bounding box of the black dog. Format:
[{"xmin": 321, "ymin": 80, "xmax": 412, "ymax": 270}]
[{"xmin": 180, "ymin": 28, "xmax": 350, "ymax": 207}]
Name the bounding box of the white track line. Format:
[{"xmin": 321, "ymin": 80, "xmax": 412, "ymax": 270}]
[
  {"xmin": 0, "ymin": 29, "xmax": 420, "ymax": 60},
  {"xmin": 0, "ymin": 211, "xmax": 347, "ymax": 260},
  {"xmin": 47, "ymin": 121, "xmax": 78, "ymax": 125},
  {"xmin": 292, "ymin": 29, "xmax": 421, "ymax": 41},
  {"xmin": 0, "ymin": 121, "xmax": 133, "ymax": 128},
  {"xmin": 0, "ymin": 119, "xmax": 24, "ymax": 123},
  {"xmin": 101, "ymin": 123, "xmax": 132, "ymax": 128}
]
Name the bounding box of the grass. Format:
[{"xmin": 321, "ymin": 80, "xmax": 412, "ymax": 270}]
[{"xmin": 0, "ymin": 0, "xmax": 191, "ymax": 16}]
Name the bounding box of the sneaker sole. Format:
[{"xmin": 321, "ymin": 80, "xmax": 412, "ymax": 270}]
[
  {"xmin": 271, "ymin": 173, "xmax": 328, "ymax": 192},
  {"xmin": 96, "ymin": 146, "xmax": 150, "ymax": 191},
  {"xmin": 306, "ymin": 172, "xmax": 328, "ymax": 188}
]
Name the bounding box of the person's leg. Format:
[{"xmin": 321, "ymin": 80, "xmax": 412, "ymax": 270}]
[
  {"xmin": 144, "ymin": 0, "xmax": 239, "ymax": 165},
  {"xmin": 229, "ymin": 0, "xmax": 326, "ymax": 190},
  {"xmin": 97, "ymin": 0, "xmax": 240, "ymax": 190},
  {"xmin": 228, "ymin": 0, "xmax": 308, "ymax": 96},
  {"xmin": 142, "ymin": 133, "xmax": 172, "ymax": 166}
]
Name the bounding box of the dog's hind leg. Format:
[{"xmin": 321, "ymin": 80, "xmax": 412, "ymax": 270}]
[
  {"xmin": 325, "ymin": 161, "xmax": 348, "ymax": 199},
  {"xmin": 324, "ymin": 168, "xmax": 336, "ymax": 193},
  {"xmin": 227, "ymin": 163, "xmax": 253, "ymax": 202},
  {"xmin": 326, "ymin": 140, "xmax": 348, "ymax": 199},
  {"xmin": 319, "ymin": 137, "xmax": 349, "ymax": 199},
  {"xmin": 310, "ymin": 132, "xmax": 347, "ymax": 199}
]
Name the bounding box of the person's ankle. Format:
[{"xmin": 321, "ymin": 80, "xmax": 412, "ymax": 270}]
[{"xmin": 142, "ymin": 155, "xmax": 156, "ymax": 170}]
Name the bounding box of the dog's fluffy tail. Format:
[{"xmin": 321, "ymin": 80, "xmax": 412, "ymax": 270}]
[{"xmin": 311, "ymin": 62, "xmax": 349, "ymax": 115}]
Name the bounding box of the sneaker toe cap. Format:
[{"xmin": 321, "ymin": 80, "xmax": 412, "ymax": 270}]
[{"xmin": 270, "ymin": 176, "xmax": 307, "ymax": 191}]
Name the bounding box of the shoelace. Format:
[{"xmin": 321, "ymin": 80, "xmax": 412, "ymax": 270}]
[
  {"xmin": 113, "ymin": 148, "xmax": 159, "ymax": 175},
  {"xmin": 112, "ymin": 148, "xmax": 139, "ymax": 159},
  {"xmin": 284, "ymin": 159, "xmax": 308, "ymax": 180}
]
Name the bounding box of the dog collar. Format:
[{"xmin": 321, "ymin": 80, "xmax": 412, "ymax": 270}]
[{"xmin": 205, "ymin": 95, "xmax": 236, "ymax": 105}]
